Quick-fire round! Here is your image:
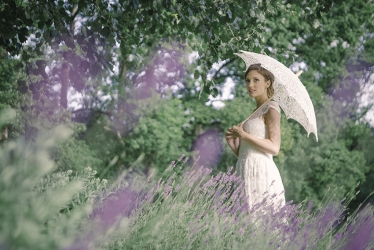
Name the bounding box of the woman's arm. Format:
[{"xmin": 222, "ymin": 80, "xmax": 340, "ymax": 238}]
[
  {"xmin": 225, "ymin": 129, "xmax": 240, "ymax": 157},
  {"xmin": 231, "ymin": 107, "xmax": 281, "ymax": 156},
  {"xmin": 226, "ymin": 137, "xmax": 240, "ymax": 158}
]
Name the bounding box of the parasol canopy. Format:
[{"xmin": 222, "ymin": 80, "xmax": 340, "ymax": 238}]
[{"xmin": 235, "ymin": 50, "xmax": 318, "ymax": 141}]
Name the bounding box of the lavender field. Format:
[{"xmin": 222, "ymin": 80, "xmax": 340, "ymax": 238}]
[{"xmin": 1, "ymin": 0, "xmax": 374, "ymax": 249}]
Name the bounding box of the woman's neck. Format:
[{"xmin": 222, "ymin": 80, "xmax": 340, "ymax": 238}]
[{"xmin": 254, "ymin": 96, "xmax": 269, "ymax": 108}]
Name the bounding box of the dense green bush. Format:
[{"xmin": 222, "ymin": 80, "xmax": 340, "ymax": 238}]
[
  {"xmin": 52, "ymin": 124, "xmax": 104, "ymax": 173},
  {"xmin": 0, "ymin": 113, "xmax": 108, "ymax": 249}
]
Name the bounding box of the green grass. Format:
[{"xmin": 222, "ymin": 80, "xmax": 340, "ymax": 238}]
[{"xmin": 0, "ymin": 111, "xmax": 373, "ymax": 249}]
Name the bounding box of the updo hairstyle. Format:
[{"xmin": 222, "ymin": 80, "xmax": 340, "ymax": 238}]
[{"xmin": 244, "ymin": 64, "xmax": 275, "ymax": 98}]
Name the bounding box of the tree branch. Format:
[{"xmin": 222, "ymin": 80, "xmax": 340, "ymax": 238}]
[
  {"xmin": 211, "ymin": 58, "xmax": 236, "ymax": 81},
  {"xmin": 70, "ymin": 4, "xmax": 79, "ymax": 33},
  {"xmin": 72, "ymin": 107, "xmax": 112, "ymax": 117}
]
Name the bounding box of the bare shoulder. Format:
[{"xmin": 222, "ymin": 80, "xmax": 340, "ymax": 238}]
[{"xmin": 264, "ymin": 104, "xmax": 281, "ymax": 124}]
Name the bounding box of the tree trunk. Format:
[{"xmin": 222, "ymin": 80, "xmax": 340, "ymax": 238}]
[{"xmin": 195, "ymin": 123, "xmax": 202, "ymax": 136}]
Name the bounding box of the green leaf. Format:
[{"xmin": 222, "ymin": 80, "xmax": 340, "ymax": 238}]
[
  {"xmin": 38, "ymin": 20, "xmax": 45, "ymax": 29},
  {"xmin": 194, "ymin": 70, "xmax": 200, "ymax": 79},
  {"xmin": 254, "ymin": 47, "xmax": 261, "ymax": 53},
  {"xmin": 132, "ymin": 0, "xmax": 139, "ymax": 9},
  {"xmin": 211, "ymin": 87, "xmax": 218, "ymax": 98},
  {"xmin": 203, "ymin": 81, "xmax": 211, "ymax": 94},
  {"xmin": 16, "ymin": 43, "xmax": 21, "ymax": 52}
]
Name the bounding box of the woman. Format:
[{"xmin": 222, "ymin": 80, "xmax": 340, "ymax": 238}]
[{"xmin": 225, "ymin": 64, "xmax": 285, "ymax": 209}]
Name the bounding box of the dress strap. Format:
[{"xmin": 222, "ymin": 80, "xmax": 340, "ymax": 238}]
[
  {"xmin": 243, "ymin": 101, "xmax": 281, "ymax": 122},
  {"xmin": 266, "ymin": 101, "xmax": 281, "ymax": 113}
]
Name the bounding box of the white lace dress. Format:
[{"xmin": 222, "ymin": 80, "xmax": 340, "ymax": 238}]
[{"xmin": 236, "ymin": 101, "xmax": 285, "ymax": 209}]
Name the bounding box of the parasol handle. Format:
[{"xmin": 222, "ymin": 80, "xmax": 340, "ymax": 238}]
[
  {"xmin": 295, "ymin": 70, "xmax": 303, "ymax": 77},
  {"xmin": 237, "ymin": 70, "xmax": 303, "ymax": 126}
]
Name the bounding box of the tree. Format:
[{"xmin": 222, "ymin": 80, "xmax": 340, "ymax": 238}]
[
  {"xmin": 1, "ymin": 0, "xmax": 374, "ymax": 209},
  {"xmin": 0, "ymin": 49, "xmax": 23, "ymax": 141}
]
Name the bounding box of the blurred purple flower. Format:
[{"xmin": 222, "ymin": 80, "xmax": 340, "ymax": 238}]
[
  {"xmin": 306, "ymin": 201, "xmax": 313, "ymax": 214},
  {"xmin": 344, "ymin": 206, "xmax": 374, "ymax": 250},
  {"xmin": 313, "ymin": 203, "xmax": 343, "ymax": 239},
  {"xmin": 190, "ymin": 129, "xmax": 223, "ymax": 169},
  {"xmin": 335, "ymin": 232, "xmax": 343, "ymax": 241},
  {"xmin": 68, "ymin": 188, "xmax": 144, "ymax": 250},
  {"xmin": 92, "ymin": 188, "xmax": 143, "ymax": 229},
  {"xmin": 311, "ymin": 242, "xmax": 317, "ymax": 250}
]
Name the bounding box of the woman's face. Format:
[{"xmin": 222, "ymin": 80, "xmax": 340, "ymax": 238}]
[{"xmin": 245, "ymin": 70, "xmax": 270, "ymax": 99}]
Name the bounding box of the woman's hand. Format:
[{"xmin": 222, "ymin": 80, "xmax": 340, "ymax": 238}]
[
  {"xmin": 225, "ymin": 127, "xmax": 240, "ymax": 157},
  {"xmin": 231, "ymin": 123, "xmax": 244, "ymax": 138},
  {"xmin": 225, "ymin": 127, "xmax": 236, "ymax": 140},
  {"xmin": 225, "ymin": 123, "xmax": 244, "ymax": 139}
]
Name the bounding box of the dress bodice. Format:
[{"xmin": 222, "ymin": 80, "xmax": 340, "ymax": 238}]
[{"xmin": 238, "ymin": 101, "xmax": 280, "ymax": 160}]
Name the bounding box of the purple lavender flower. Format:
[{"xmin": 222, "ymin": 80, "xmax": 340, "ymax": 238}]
[
  {"xmin": 190, "ymin": 225, "xmax": 197, "ymax": 234},
  {"xmin": 306, "ymin": 201, "xmax": 313, "ymax": 214},
  {"xmin": 166, "ymin": 172, "xmax": 176, "ymax": 185},
  {"xmin": 179, "ymin": 212, "xmax": 184, "ymax": 219},
  {"xmin": 178, "ymin": 154, "xmax": 185, "ymax": 161},
  {"xmin": 163, "ymin": 184, "xmax": 172, "ymax": 198},
  {"xmin": 197, "ymin": 211, "xmax": 205, "ymax": 219},
  {"xmin": 270, "ymin": 180, "xmax": 275, "ymax": 186},
  {"xmin": 183, "ymin": 157, "xmax": 189, "ymax": 164},
  {"xmin": 91, "ymin": 188, "xmax": 142, "ymax": 229},
  {"xmin": 220, "ymin": 206, "xmax": 229, "ymax": 217},
  {"xmin": 211, "ymin": 173, "xmax": 222, "ymax": 185},
  {"xmin": 221, "ymin": 173, "xmax": 231, "ymax": 184},
  {"xmin": 271, "ymin": 193, "xmax": 278, "ymax": 199},
  {"xmin": 204, "ymin": 167, "xmax": 213, "ymax": 175},
  {"xmin": 343, "ymin": 206, "xmax": 374, "ymax": 250},
  {"xmin": 335, "ymin": 232, "xmax": 343, "ymax": 241},
  {"xmin": 313, "ymin": 203, "xmax": 343, "ymax": 239},
  {"xmin": 311, "ymin": 242, "xmax": 317, "ymax": 250},
  {"xmin": 227, "ymin": 166, "xmax": 234, "ymax": 173},
  {"xmin": 214, "ymin": 189, "xmax": 222, "ymax": 199}
]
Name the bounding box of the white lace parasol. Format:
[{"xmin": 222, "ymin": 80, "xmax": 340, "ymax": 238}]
[{"xmin": 235, "ymin": 50, "xmax": 318, "ymax": 141}]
